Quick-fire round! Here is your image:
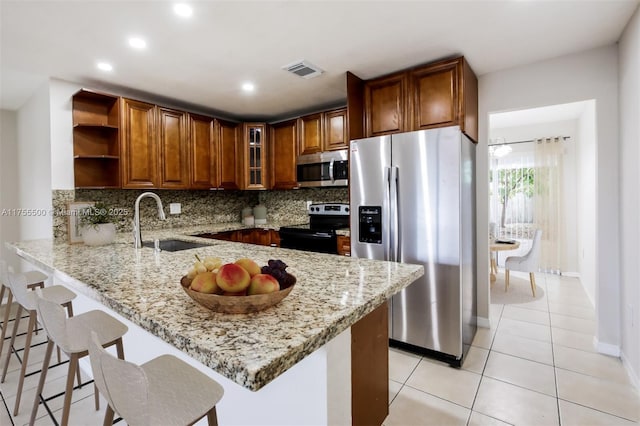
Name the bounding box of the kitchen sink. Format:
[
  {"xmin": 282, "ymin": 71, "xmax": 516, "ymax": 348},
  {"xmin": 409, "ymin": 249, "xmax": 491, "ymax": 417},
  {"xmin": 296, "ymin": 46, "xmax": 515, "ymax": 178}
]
[{"xmin": 141, "ymin": 239, "xmax": 211, "ymax": 252}]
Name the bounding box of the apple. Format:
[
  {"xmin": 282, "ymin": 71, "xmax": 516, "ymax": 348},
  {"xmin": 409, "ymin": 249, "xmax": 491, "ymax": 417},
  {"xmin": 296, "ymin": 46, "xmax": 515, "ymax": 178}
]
[
  {"xmin": 189, "ymin": 271, "xmax": 219, "ymax": 294},
  {"xmin": 216, "ymin": 263, "xmax": 251, "ymax": 293},
  {"xmin": 234, "ymin": 258, "xmax": 261, "ymax": 277},
  {"xmin": 247, "ymin": 273, "xmax": 280, "ymax": 295}
]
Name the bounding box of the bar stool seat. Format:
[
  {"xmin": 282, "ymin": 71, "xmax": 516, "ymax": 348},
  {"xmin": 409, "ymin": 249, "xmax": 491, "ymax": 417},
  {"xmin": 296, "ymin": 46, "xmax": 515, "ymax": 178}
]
[
  {"xmin": 29, "ymin": 291, "xmax": 128, "ymax": 426},
  {"xmin": 0, "ymin": 263, "xmax": 48, "ymax": 356},
  {"xmin": 89, "ymin": 331, "xmax": 224, "ymax": 426},
  {"xmin": 0, "ymin": 272, "xmax": 76, "ymax": 417}
]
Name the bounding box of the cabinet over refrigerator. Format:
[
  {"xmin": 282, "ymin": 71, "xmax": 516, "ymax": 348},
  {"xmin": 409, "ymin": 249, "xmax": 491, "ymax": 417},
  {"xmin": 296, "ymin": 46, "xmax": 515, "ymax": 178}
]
[{"xmin": 350, "ymin": 126, "xmax": 476, "ymax": 366}]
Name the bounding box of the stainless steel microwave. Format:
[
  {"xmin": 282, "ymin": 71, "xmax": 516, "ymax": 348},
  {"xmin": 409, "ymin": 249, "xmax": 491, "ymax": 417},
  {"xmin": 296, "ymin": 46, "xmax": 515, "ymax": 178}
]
[{"xmin": 296, "ymin": 150, "xmax": 348, "ymax": 187}]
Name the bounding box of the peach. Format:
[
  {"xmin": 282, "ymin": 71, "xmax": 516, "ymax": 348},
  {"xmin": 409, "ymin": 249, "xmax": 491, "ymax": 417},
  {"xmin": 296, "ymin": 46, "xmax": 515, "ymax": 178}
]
[
  {"xmin": 189, "ymin": 271, "xmax": 219, "ymax": 294},
  {"xmin": 216, "ymin": 263, "xmax": 251, "ymax": 293},
  {"xmin": 234, "ymin": 258, "xmax": 261, "ymax": 277},
  {"xmin": 247, "ymin": 273, "xmax": 280, "ymax": 295}
]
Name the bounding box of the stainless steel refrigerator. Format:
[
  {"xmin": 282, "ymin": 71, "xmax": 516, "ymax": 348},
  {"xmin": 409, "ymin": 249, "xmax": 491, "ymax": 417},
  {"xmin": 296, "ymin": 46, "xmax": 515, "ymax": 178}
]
[{"xmin": 349, "ymin": 126, "xmax": 476, "ymax": 366}]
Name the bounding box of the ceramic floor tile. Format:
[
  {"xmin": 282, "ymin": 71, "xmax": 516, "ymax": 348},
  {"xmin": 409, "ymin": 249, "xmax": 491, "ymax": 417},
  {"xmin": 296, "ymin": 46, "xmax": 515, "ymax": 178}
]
[
  {"xmin": 384, "ymin": 385, "xmax": 470, "ymax": 426},
  {"xmin": 483, "ymin": 351, "xmax": 556, "ymax": 396},
  {"xmin": 406, "ymin": 358, "xmax": 481, "ymax": 408},
  {"xmin": 556, "ymin": 368, "xmax": 640, "ymax": 422},
  {"xmin": 32, "ymin": 393, "xmax": 108, "ymax": 426},
  {"xmin": 472, "ymin": 326, "xmax": 496, "ymax": 350},
  {"xmin": 491, "ymin": 332, "xmax": 554, "ymax": 365},
  {"xmin": 468, "ymin": 410, "xmax": 514, "ymax": 426},
  {"xmin": 496, "ymin": 317, "xmax": 551, "ymax": 343},
  {"xmin": 546, "ymin": 289, "xmax": 593, "ymax": 308},
  {"xmin": 461, "ymin": 346, "xmax": 489, "ymax": 375},
  {"xmin": 551, "ymin": 327, "xmax": 596, "ymax": 353},
  {"xmin": 550, "ymin": 313, "xmax": 596, "ymax": 334},
  {"xmin": 502, "ymin": 305, "xmax": 550, "ymax": 326},
  {"xmin": 389, "ymin": 379, "xmax": 402, "ymax": 404},
  {"xmin": 388, "ymin": 347, "xmax": 421, "ymax": 383},
  {"xmin": 473, "ymin": 377, "xmax": 559, "ymax": 426},
  {"xmin": 548, "ymin": 301, "xmax": 595, "ymax": 319},
  {"xmin": 558, "ymin": 399, "xmax": 638, "ymax": 426},
  {"xmin": 554, "ymin": 345, "xmax": 632, "ymax": 385}
]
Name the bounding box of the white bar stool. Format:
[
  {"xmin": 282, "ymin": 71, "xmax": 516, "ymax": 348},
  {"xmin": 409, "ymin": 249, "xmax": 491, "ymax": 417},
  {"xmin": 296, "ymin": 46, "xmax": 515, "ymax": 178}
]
[
  {"xmin": 0, "ymin": 259, "xmax": 48, "ymax": 356},
  {"xmin": 29, "ymin": 289, "xmax": 128, "ymax": 426},
  {"xmin": 0, "ymin": 271, "xmax": 76, "ymax": 417},
  {"xmin": 89, "ymin": 330, "xmax": 224, "ymax": 426}
]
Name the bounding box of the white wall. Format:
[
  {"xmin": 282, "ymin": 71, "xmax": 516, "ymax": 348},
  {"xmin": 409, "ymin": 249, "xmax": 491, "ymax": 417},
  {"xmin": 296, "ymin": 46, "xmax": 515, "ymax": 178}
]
[
  {"xmin": 478, "ymin": 45, "xmax": 621, "ymax": 351},
  {"xmin": 0, "ymin": 110, "xmax": 21, "ymax": 271},
  {"xmin": 576, "ymin": 102, "xmax": 597, "ymax": 306},
  {"xmin": 489, "ymin": 119, "xmax": 580, "ymax": 274},
  {"xmin": 16, "ymin": 81, "xmax": 53, "ymax": 241},
  {"xmin": 618, "ymin": 5, "xmax": 640, "ymax": 386},
  {"xmin": 50, "ymin": 79, "xmax": 82, "ymax": 190}
]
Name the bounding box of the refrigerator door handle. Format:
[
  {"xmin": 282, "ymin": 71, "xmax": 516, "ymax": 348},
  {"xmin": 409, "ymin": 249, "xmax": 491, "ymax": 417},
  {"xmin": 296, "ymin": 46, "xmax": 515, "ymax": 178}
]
[
  {"xmin": 384, "ymin": 166, "xmax": 391, "ymax": 261},
  {"xmin": 329, "ymin": 159, "xmax": 335, "ymax": 183},
  {"xmin": 390, "ymin": 166, "xmax": 399, "ymax": 262}
]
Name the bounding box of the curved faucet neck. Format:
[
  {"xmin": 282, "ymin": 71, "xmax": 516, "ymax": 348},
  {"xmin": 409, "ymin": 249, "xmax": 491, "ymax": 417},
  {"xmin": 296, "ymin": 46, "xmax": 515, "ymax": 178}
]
[{"xmin": 133, "ymin": 192, "xmax": 166, "ymax": 249}]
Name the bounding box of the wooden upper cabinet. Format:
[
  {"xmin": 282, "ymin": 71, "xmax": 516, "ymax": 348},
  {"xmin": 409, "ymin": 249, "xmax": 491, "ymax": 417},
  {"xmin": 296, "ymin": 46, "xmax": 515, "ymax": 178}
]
[
  {"xmin": 324, "ymin": 108, "xmax": 348, "ymax": 151},
  {"xmin": 298, "ymin": 112, "xmax": 323, "ymax": 155},
  {"xmin": 218, "ymin": 119, "xmax": 241, "ymax": 190},
  {"xmin": 189, "ymin": 114, "xmax": 218, "ymax": 189},
  {"xmin": 157, "ymin": 107, "xmax": 189, "ymax": 189},
  {"xmin": 364, "ymin": 72, "xmax": 407, "ymax": 137},
  {"xmin": 121, "ymin": 98, "xmax": 157, "ymax": 188},
  {"xmin": 410, "ymin": 62, "xmax": 458, "ymax": 130},
  {"xmin": 241, "ymin": 123, "xmax": 268, "ymax": 190},
  {"xmin": 270, "ymin": 119, "xmax": 298, "ymax": 190}
]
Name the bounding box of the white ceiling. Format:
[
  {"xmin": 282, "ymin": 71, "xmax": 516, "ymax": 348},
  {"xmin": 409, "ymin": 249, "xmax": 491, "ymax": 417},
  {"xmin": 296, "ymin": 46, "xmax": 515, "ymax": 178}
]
[{"xmin": 1, "ymin": 0, "xmax": 638, "ymax": 120}]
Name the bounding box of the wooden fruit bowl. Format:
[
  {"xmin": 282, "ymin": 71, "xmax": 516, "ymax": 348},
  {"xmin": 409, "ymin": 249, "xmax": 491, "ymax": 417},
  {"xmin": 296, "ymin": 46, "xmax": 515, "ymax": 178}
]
[{"xmin": 180, "ymin": 276, "xmax": 295, "ymax": 314}]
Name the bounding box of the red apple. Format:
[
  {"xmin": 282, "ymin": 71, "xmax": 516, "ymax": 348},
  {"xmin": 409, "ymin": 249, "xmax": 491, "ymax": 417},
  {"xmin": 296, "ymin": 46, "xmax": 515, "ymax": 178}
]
[
  {"xmin": 247, "ymin": 273, "xmax": 280, "ymax": 295},
  {"xmin": 234, "ymin": 258, "xmax": 261, "ymax": 277},
  {"xmin": 216, "ymin": 263, "xmax": 251, "ymax": 293},
  {"xmin": 189, "ymin": 271, "xmax": 219, "ymax": 294}
]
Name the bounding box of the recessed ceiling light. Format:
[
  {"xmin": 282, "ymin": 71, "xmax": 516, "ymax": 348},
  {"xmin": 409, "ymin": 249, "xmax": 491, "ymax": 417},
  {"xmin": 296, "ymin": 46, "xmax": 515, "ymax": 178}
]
[
  {"xmin": 128, "ymin": 37, "xmax": 147, "ymax": 49},
  {"xmin": 97, "ymin": 62, "xmax": 113, "ymax": 72},
  {"xmin": 242, "ymin": 82, "xmax": 255, "ymax": 92},
  {"xmin": 173, "ymin": 3, "xmax": 193, "ymax": 17}
]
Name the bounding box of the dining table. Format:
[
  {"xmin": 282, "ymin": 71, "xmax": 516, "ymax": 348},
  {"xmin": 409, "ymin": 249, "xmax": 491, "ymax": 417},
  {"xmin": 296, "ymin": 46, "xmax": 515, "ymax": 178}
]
[{"xmin": 490, "ymin": 239, "xmax": 521, "ymax": 283}]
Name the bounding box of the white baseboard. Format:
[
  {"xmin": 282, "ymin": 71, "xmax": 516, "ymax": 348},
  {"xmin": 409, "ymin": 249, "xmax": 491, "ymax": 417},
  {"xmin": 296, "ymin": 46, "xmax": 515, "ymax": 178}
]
[
  {"xmin": 477, "ymin": 317, "xmax": 491, "ymax": 328},
  {"xmin": 593, "ymin": 337, "xmax": 621, "ymax": 357},
  {"xmin": 621, "ymin": 351, "xmax": 640, "ymax": 391},
  {"xmin": 562, "ymin": 271, "xmax": 580, "ymax": 278}
]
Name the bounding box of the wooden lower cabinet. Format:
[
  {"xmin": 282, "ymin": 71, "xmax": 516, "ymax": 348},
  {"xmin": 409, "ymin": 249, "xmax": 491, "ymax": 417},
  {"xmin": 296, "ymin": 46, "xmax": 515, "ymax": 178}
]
[
  {"xmin": 351, "ymin": 301, "xmax": 389, "ymax": 426},
  {"xmin": 199, "ymin": 229, "xmax": 277, "ymax": 247},
  {"xmin": 337, "ymin": 235, "xmax": 351, "ymax": 256}
]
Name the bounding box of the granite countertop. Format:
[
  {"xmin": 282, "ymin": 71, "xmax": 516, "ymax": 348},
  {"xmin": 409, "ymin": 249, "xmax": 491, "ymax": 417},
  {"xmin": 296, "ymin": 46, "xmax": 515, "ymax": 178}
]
[{"xmin": 8, "ymin": 227, "xmax": 417, "ymax": 391}]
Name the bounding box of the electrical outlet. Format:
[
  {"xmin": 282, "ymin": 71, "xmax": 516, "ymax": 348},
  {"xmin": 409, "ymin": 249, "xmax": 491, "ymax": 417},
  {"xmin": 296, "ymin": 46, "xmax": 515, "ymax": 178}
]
[
  {"xmin": 306, "ymin": 201, "xmax": 313, "ymax": 211},
  {"xmin": 169, "ymin": 203, "xmax": 181, "ymax": 215}
]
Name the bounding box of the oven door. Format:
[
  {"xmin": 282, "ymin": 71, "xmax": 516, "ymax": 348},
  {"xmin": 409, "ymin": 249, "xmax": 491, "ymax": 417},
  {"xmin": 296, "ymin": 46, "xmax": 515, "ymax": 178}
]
[{"xmin": 279, "ymin": 228, "xmax": 338, "ymax": 254}]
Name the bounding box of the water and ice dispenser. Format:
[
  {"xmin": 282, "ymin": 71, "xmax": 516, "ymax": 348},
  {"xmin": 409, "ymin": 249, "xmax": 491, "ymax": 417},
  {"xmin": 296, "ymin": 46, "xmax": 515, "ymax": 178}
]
[{"xmin": 358, "ymin": 206, "xmax": 382, "ymax": 244}]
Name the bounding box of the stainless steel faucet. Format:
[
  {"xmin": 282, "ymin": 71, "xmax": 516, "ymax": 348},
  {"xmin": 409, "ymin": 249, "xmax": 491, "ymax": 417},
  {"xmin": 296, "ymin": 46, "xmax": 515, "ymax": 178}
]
[{"xmin": 133, "ymin": 192, "xmax": 166, "ymax": 249}]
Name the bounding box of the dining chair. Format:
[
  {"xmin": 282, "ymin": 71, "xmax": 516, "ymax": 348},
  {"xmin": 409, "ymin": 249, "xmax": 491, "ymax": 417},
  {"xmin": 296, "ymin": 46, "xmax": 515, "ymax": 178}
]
[
  {"xmin": 88, "ymin": 330, "xmax": 224, "ymax": 426},
  {"xmin": 0, "ymin": 270, "xmax": 77, "ymax": 417},
  {"xmin": 29, "ymin": 289, "xmax": 128, "ymax": 426},
  {"xmin": 505, "ymin": 229, "xmax": 543, "ymax": 297},
  {"xmin": 0, "ymin": 258, "xmax": 47, "ymax": 356}
]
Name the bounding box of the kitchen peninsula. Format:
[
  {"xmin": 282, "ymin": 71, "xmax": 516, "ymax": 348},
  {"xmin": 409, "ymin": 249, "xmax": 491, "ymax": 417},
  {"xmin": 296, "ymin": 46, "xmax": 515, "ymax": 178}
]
[{"xmin": 7, "ymin": 231, "xmax": 423, "ymax": 425}]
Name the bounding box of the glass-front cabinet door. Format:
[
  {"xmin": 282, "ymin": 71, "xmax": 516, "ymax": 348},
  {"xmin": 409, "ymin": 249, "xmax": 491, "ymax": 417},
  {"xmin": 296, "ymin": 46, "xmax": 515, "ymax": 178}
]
[{"xmin": 242, "ymin": 123, "xmax": 267, "ymax": 189}]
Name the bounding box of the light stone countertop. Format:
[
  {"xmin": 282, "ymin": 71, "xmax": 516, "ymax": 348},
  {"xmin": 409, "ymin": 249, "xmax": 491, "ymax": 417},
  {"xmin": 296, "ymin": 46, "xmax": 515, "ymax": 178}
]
[{"xmin": 7, "ymin": 225, "xmax": 417, "ymax": 391}]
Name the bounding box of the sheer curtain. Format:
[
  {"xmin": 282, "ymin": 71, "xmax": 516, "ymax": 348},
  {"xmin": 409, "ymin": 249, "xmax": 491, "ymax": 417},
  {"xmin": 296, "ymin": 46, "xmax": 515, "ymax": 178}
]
[{"xmin": 534, "ymin": 137, "xmax": 565, "ymax": 273}]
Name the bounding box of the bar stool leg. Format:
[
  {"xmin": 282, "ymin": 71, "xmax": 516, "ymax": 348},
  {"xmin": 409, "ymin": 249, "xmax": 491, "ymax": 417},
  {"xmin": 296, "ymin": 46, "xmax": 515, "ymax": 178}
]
[
  {"xmin": 102, "ymin": 405, "xmax": 115, "ymax": 426},
  {"xmin": 60, "ymin": 352, "xmax": 79, "ymax": 426},
  {"xmin": 207, "ymin": 407, "xmax": 219, "ymax": 426},
  {"xmin": 13, "ymin": 311, "xmax": 37, "ymax": 415},
  {"xmin": 0, "ymin": 290, "xmax": 14, "ymax": 356},
  {"xmin": 1, "ymin": 304, "xmax": 23, "ymax": 382},
  {"xmin": 28, "ymin": 339, "xmax": 54, "ymax": 426}
]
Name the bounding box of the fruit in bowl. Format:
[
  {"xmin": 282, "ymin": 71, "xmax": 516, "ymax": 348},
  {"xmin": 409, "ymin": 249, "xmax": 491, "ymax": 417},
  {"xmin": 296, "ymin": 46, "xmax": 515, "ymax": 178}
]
[{"xmin": 180, "ymin": 257, "xmax": 296, "ymax": 313}]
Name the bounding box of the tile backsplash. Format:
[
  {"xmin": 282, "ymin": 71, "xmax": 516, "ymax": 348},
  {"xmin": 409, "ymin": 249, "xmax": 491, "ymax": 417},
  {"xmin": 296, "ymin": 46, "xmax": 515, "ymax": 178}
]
[{"xmin": 52, "ymin": 187, "xmax": 348, "ymax": 242}]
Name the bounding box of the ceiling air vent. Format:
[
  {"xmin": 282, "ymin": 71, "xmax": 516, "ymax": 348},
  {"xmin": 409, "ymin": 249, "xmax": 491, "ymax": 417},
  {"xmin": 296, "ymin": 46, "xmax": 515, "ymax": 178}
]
[{"xmin": 282, "ymin": 60, "xmax": 324, "ymax": 79}]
